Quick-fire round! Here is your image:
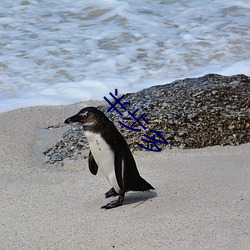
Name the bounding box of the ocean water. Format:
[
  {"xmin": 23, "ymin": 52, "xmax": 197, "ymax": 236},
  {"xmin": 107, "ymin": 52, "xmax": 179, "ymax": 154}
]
[{"xmin": 0, "ymin": 0, "xmax": 250, "ymax": 112}]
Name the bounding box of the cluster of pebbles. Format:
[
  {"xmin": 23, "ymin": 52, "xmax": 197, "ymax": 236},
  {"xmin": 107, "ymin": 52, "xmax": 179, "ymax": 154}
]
[{"xmin": 44, "ymin": 74, "xmax": 250, "ymax": 164}]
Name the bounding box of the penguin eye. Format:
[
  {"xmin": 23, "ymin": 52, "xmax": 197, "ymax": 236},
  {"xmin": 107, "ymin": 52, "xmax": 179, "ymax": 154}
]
[{"xmin": 79, "ymin": 112, "xmax": 88, "ymax": 119}]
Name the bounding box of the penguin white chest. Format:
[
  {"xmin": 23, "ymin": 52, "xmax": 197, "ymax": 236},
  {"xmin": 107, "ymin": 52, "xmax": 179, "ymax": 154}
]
[{"xmin": 85, "ymin": 131, "xmax": 120, "ymax": 192}]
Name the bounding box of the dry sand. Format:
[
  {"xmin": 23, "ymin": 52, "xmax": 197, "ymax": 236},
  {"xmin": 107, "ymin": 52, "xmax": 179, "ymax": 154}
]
[{"xmin": 0, "ymin": 102, "xmax": 249, "ymax": 249}]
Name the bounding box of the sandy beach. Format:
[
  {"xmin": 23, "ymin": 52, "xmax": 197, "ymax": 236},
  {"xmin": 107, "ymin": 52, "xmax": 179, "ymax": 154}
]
[{"xmin": 0, "ymin": 102, "xmax": 249, "ymax": 249}]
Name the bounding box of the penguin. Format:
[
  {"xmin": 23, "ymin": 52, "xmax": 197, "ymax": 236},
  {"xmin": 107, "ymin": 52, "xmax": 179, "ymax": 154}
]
[{"xmin": 65, "ymin": 107, "xmax": 154, "ymax": 209}]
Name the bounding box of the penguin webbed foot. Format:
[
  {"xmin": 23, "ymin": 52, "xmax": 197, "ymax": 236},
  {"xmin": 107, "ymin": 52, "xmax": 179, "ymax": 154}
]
[
  {"xmin": 101, "ymin": 196, "xmax": 124, "ymax": 209},
  {"xmin": 105, "ymin": 187, "xmax": 118, "ymax": 198}
]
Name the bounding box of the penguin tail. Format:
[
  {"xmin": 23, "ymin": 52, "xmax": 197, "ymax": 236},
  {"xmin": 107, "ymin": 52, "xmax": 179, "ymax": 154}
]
[{"xmin": 131, "ymin": 176, "xmax": 154, "ymax": 192}]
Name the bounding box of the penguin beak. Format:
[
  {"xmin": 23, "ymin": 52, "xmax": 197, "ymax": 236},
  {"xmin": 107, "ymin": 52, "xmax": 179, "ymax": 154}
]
[{"xmin": 64, "ymin": 114, "xmax": 81, "ymax": 124}]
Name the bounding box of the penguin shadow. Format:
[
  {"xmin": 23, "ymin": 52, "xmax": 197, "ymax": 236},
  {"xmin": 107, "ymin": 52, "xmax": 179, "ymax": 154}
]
[{"xmin": 122, "ymin": 190, "xmax": 157, "ymax": 208}]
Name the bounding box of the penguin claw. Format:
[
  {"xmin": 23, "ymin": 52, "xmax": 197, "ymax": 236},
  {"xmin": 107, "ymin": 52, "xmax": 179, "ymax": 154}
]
[
  {"xmin": 105, "ymin": 187, "xmax": 118, "ymax": 198},
  {"xmin": 101, "ymin": 196, "xmax": 124, "ymax": 209}
]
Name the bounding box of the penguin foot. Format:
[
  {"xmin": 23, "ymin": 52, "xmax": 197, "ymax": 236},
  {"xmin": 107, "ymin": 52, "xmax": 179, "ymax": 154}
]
[
  {"xmin": 101, "ymin": 196, "xmax": 124, "ymax": 209},
  {"xmin": 105, "ymin": 187, "xmax": 118, "ymax": 198}
]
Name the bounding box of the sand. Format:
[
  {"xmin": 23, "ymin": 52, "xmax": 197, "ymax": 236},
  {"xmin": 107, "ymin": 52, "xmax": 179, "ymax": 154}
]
[{"xmin": 0, "ymin": 102, "xmax": 249, "ymax": 250}]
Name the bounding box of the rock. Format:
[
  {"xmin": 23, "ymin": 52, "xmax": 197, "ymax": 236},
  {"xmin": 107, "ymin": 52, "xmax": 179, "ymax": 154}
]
[{"xmin": 43, "ymin": 74, "xmax": 250, "ymax": 164}]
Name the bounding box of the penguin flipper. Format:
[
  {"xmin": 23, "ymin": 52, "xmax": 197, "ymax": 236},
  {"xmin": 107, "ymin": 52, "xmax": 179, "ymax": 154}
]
[
  {"xmin": 88, "ymin": 151, "xmax": 98, "ymax": 175},
  {"xmin": 114, "ymin": 146, "xmax": 124, "ymax": 190}
]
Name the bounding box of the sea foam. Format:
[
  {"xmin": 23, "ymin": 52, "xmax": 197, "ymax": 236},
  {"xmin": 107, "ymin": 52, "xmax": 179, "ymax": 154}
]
[{"xmin": 0, "ymin": 0, "xmax": 249, "ymax": 112}]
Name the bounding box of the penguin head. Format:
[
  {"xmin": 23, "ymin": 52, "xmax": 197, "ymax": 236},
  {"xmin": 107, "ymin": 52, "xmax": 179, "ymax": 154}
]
[{"xmin": 65, "ymin": 107, "xmax": 109, "ymax": 130}]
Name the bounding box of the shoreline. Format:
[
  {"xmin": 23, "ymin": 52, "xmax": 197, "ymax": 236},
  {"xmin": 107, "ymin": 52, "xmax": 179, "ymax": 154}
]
[{"xmin": 0, "ymin": 102, "xmax": 249, "ymax": 249}]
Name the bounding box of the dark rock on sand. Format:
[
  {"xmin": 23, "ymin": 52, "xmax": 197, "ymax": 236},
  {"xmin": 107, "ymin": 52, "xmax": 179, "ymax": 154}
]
[{"xmin": 44, "ymin": 74, "xmax": 250, "ymax": 164}]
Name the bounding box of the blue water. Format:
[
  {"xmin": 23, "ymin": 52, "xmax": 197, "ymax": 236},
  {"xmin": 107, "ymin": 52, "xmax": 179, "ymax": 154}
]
[{"xmin": 0, "ymin": 0, "xmax": 250, "ymax": 112}]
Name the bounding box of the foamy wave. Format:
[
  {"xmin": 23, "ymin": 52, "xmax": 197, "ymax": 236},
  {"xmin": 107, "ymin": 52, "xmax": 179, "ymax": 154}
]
[{"xmin": 0, "ymin": 0, "xmax": 249, "ymax": 112}]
